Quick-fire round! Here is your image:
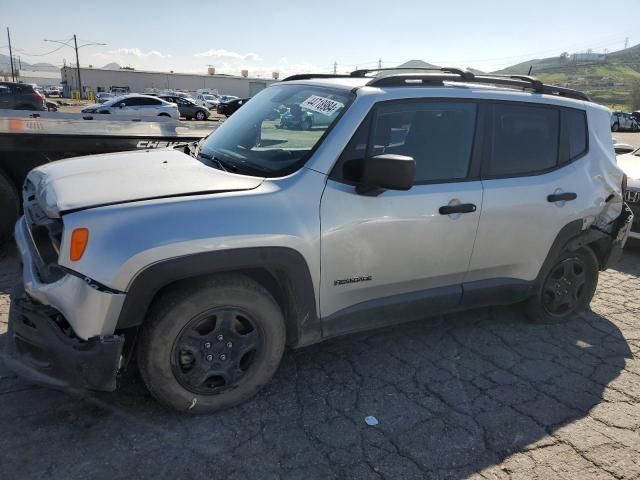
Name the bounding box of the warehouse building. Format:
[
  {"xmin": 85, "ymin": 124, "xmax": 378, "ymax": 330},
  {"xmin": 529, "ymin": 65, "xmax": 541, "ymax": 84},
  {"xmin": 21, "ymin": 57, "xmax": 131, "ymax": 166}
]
[{"xmin": 61, "ymin": 66, "xmax": 277, "ymax": 98}]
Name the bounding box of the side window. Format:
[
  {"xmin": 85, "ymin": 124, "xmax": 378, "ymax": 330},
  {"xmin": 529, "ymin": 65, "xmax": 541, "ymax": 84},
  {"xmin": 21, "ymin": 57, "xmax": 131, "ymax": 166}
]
[
  {"xmin": 563, "ymin": 108, "xmax": 587, "ymax": 162},
  {"xmin": 138, "ymin": 97, "xmax": 161, "ymax": 106},
  {"xmin": 122, "ymin": 98, "xmax": 142, "ymax": 107},
  {"xmin": 486, "ymin": 103, "xmax": 559, "ymax": 177},
  {"xmin": 0, "ymin": 85, "xmax": 11, "ymax": 96},
  {"xmin": 332, "ymin": 101, "xmax": 477, "ymax": 184}
]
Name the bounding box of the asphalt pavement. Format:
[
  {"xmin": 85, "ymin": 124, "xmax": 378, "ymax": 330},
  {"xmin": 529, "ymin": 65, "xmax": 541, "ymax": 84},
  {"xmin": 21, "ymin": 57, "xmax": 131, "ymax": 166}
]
[{"xmin": 1, "ymin": 245, "xmax": 639, "ymax": 480}]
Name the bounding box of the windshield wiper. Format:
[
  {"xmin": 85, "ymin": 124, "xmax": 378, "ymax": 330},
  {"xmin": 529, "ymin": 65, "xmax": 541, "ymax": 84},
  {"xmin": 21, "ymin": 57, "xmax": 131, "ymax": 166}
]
[{"xmin": 197, "ymin": 151, "xmax": 242, "ymax": 173}]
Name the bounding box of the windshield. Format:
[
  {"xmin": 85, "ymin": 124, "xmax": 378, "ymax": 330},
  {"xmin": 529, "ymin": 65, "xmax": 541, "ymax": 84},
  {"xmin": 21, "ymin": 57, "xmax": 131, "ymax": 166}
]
[
  {"xmin": 203, "ymin": 95, "xmax": 216, "ymax": 100},
  {"xmin": 198, "ymin": 84, "xmax": 353, "ymax": 177}
]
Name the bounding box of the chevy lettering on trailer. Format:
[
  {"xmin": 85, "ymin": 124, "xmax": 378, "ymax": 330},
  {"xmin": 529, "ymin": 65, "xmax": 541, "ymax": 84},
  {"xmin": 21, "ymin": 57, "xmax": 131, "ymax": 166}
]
[{"xmin": 136, "ymin": 140, "xmax": 187, "ymax": 149}]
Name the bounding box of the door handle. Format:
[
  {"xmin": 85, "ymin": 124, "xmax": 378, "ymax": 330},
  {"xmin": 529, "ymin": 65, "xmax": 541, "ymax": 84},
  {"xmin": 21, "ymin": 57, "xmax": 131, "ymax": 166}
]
[
  {"xmin": 439, "ymin": 203, "xmax": 477, "ymax": 215},
  {"xmin": 547, "ymin": 192, "xmax": 577, "ymax": 202}
]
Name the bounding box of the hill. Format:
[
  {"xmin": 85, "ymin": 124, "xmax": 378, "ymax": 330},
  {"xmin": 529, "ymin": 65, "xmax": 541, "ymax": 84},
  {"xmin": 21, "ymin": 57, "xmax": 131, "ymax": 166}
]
[
  {"xmin": 0, "ymin": 54, "xmax": 58, "ymax": 74},
  {"xmin": 493, "ymin": 43, "xmax": 640, "ymax": 108}
]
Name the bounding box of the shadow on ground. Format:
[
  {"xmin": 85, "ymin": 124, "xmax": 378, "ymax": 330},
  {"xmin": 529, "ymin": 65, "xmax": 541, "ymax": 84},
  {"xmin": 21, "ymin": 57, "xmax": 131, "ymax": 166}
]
[{"xmin": 0, "ymin": 296, "xmax": 632, "ymax": 479}]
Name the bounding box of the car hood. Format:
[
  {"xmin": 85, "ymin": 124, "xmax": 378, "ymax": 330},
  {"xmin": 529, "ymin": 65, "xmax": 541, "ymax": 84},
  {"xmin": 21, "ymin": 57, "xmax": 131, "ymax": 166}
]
[
  {"xmin": 617, "ymin": 152, "xmax": 640, "ymax": 184},
  {"xmin": 27, "ymin": 149, "xmax": 264, "ymax": 217},
  {"xmin": 82, "ymin": 103, "xmax": 102, "ymax": 110}
]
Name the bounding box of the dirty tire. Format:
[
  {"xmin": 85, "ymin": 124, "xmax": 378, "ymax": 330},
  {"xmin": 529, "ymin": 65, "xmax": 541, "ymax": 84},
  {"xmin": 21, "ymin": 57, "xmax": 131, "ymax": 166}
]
[
  {"xmin": 137, "ymin": 274, "xmax": 286, "ymax": 414},
  {"xmin": 195, "ymin": 110, "xmax": 206, "ymax": 121},
  {"xmin": 0, "ymin": 170, "xmax": 19, "ymax": 244},
  {"xmin": 523, "ymin": 246, "xmax": 598, "ymax": 324}
]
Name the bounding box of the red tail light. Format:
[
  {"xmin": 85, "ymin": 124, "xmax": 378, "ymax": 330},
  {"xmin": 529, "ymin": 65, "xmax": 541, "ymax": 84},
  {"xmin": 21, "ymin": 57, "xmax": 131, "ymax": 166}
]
[{"xmin": 33, "ymin": 90, "xmax": 45, "ymax": 100}]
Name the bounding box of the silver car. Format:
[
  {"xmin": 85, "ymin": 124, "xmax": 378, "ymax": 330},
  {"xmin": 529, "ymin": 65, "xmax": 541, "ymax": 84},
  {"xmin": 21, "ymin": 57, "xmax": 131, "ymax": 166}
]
[
  {"xmin": 5, "ymin": 69, "xmax": 632, "ymax": 413},
  {"xmin": 82, "ymin": 94, "xmax": 180, "ymax": 119}
]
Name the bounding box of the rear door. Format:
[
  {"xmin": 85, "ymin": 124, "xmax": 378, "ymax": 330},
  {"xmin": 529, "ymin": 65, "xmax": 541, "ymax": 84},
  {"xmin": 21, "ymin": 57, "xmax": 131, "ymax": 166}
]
[
  {"xmin": 465, "ymin": 102, "xmax": 589, "ymax": 288},
  {"xmin": 320, "ymin": 99, "xmax": 484, "ymax": 325}
]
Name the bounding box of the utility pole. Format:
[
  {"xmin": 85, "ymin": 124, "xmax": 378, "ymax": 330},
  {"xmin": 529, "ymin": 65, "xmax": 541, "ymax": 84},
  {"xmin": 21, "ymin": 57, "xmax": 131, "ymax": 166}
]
[
  {"xmin": 624, "ymin": 37, "xmax": 629, "ymax": 49},
  {"xmin": 45, "ymin": 35, "xmax": 105, "ymax": 99},
  {"xmin": 333, "ymin": 61, "xmax": 337, "ymax": 74},
  {"xmin": 73, "ymin": 34, "xmax": 83, "ymax": 98},
  {"xmin": 378, "ymin": 58, "xmax": 382, "ymax": 69},
  {"xmin": 7, "ymin": 27, "xmax": 15, "ymax": 82}
]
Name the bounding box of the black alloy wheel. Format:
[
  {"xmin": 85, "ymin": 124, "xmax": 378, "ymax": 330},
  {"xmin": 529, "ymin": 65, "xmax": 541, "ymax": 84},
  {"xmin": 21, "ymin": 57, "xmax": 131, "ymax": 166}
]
[
  {"xmin": 171, "ymin": 307, "xmax": 263, "ymax": 395},
  {"xmin": 541, "ymin": 256, "xmax": 587, "ymax": 316}
]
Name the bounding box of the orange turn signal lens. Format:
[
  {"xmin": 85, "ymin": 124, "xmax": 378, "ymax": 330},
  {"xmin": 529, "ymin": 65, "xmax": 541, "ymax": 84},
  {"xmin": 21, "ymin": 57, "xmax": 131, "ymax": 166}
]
[{"xmin": 70, "ymin": 228, "xmax": 89, "ymax": 261}]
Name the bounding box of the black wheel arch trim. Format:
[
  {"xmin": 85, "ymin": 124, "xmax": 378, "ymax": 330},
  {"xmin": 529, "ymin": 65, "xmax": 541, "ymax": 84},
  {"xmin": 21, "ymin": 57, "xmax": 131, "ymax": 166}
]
[{"xmin": 115, "ymin": 247, "xmax": 321, "ymax": 348}]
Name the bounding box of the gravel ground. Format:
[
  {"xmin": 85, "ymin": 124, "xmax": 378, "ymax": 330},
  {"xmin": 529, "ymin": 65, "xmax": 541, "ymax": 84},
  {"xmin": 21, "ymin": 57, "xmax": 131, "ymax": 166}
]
[{"xmin": 0, "ymin": 244, "xmax": 639, "ymax": 480}]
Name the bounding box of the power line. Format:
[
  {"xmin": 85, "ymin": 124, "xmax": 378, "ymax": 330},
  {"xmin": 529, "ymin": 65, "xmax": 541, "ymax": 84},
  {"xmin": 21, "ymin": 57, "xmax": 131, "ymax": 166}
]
[{"xmin": 15, "ymin": 40, "xmax": 73, "ymax": 57}]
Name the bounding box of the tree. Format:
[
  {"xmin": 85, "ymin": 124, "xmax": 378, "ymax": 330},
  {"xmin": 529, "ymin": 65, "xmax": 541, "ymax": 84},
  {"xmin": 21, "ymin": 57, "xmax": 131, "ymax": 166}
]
[{"xmin": 631, "ymin": 80, "xmax": 640, "ymax": 111}]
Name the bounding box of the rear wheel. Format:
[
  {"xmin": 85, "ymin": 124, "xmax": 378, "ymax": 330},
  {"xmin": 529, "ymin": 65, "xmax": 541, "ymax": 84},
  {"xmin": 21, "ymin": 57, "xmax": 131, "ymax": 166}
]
[
  {"xmin": 0, "ymin": 170, "xmax": 19, "ymax": 245},
  {"xmin": 137, "ymin": 274, "xmax": 286, "ymax": 413},
  {"xmin": 612, "ymin": 123, "xmax": 619, "ymax": 132},
  {"xmin": 523, "ymin": 247, "xmax": 598, "ymax": 323},
  {"xmin": 195, "ymin": 110, "xmax": 206, "ymax": 121}
]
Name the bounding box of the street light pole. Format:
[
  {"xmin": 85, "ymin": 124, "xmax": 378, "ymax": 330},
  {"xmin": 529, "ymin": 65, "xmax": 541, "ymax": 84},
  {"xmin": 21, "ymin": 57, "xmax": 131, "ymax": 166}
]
[
  {"xmin": 73, "ymin": 34, "xmax": 82, "ymax": 98},
  {"xmin": 7, "ymin": 27, "xmax": 15, "ymax": 82}
]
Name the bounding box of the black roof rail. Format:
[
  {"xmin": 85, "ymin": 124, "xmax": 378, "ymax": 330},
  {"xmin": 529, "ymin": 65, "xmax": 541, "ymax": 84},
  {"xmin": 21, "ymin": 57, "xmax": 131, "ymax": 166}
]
[
  {"xmin": 350, "ymin": 67, "xmax": 475, "ymax": 81},
  {"xmin": 280, "ymin": 69, "xmax": 590, "ymax": 102},
  {"xmin": 281, "ymin": 73, "xmax": 353, "ymax": 82},
  {"xmin": 365, "ymin": 72, "xmax": 590, "ymax": 102}
]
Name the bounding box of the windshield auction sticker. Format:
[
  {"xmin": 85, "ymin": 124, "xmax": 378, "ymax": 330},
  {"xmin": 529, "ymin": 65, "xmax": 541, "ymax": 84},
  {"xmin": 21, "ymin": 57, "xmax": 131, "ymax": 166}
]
[{"xmin": 300, "ymin": 95, "xmax": 344, "ymax": 116}]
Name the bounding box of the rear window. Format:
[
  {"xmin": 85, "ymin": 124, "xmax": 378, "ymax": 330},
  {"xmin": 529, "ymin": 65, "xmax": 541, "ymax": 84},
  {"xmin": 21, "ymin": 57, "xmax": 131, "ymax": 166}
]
[
  {"xmin": 485, "ymin": 103, "xmax": 559, "ymax": 177},
  {"xmin": 564, "ymin": 109, "xmax": 587, "ymax": 161}
]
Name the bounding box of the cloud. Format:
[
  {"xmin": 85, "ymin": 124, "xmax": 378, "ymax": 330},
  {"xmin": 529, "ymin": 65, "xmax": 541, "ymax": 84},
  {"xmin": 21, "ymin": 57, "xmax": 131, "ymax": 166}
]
[
  {"xmin": 193, "ymin": 49, "xmax": 262, "ymax": 62},
  {"xmin": 95, "ymin": 48, "xmax": 171, "ymax": 59}
]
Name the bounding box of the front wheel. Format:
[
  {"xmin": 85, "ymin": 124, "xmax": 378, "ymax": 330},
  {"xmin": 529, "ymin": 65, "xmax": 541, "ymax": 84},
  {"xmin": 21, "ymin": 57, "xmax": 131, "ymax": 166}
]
[
  {"xmin": 137, "ymin": 274, "xmax": 286, "ymax": 413},
  {"xmin": 195, "ymin": 110, "xmax": 206, "ymax": 121},
  {"xmin": 522, "ymin": 247, "xmax": 598, "ymax": 324},
  {"xmin": 611, "ymin": 123, "xmax": 619, "ymax": 132}
]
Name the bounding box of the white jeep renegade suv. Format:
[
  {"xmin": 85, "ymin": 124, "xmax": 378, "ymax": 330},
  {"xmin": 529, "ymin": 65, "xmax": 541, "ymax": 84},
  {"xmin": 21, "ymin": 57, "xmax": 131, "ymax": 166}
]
[{"xmin": 5, "ymin": 68, "xmax": 633, "ymax": 413}]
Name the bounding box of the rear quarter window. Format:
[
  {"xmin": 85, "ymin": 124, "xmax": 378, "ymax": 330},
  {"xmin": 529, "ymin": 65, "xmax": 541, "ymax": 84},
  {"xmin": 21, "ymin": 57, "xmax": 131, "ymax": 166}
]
[{"xmin": 563, "ymin": 108, "xmax": 588, "ymax": 162}]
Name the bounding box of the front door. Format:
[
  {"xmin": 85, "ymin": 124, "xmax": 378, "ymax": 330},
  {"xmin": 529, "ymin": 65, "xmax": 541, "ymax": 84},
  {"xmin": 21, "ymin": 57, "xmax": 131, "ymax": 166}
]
[{"xmin": 320, "ymin": 100, "xmax": 483, "ymax": 331}]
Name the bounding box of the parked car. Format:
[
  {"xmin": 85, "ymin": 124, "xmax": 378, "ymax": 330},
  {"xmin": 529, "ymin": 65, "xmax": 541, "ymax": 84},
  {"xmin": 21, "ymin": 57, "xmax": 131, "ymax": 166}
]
[
  {"xmin": 217, "ymin": 97, "xmax": 249, "ymax": 117},
  {"xmin": 158, "ymin": 95, "xmax": 209, "ymax": 120},
  {"xmin": 96, "ymin": 92, "xmax": 116, "ymax": 104},
  {"xmin": 0, "ymin": 81, "xmax": 47, "ymax": 111},
  {"xmin": 616, "ymin": 146, "xmax": 640, "ymax": 241},
  {"xmin": 611, "ymin": 111, "xmax": 639, "ymax": 132},
  {"xmin": 195, "ymin": 93, "xmax": 220, "ymax": 109},
  {"xmin": 43, "ymin": 86, "xmax": 62, "ymax": 97},
  {"xmin": 6, "ymin": 70, "xmax": 632, "ymax": 414},
  {"xmin": 81, "ymin": 94, "xmax": 180, "ymax": 119}
]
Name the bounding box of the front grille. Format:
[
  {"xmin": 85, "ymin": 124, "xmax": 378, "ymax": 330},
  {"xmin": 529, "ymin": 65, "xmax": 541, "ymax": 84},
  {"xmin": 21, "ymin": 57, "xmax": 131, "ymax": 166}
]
[
  {"xmin": 629, "ymin": 203, "xmax": 640, "ymax": 233},
  {"xmin": 23, "ymin": 179, "xmax": 64, "ymax": 283}
]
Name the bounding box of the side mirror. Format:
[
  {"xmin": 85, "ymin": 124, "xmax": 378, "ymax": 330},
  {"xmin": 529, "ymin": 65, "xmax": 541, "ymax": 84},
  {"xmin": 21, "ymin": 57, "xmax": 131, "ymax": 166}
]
[{"xmin": 356, "ymin": 154, "xmax": 415, "ymax": 196}]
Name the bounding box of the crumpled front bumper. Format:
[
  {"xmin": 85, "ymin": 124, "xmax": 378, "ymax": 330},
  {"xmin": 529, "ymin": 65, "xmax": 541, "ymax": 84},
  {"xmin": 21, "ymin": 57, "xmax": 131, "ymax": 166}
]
[{"xmin": 3, "ymin": 285, "xmax": 124, "ymax": 392}]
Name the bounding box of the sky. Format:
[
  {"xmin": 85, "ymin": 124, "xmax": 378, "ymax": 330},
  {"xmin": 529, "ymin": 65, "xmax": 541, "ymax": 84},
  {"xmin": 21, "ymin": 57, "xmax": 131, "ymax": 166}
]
[{"xmin": 2, "ymin": 0, "xmax": 638, "ymax": 77}]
